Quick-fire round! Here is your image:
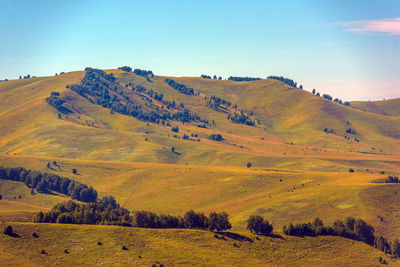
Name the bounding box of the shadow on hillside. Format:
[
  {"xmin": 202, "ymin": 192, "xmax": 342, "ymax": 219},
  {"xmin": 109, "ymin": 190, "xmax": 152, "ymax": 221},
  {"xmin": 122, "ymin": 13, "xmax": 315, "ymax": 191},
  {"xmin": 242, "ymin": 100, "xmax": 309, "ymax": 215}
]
[
  {"xmin": 218, "ymin": 232, "xmax": 254, "ymax": 242},
  {"xmin": 267, "ymin": 233, "xmax": 284, "ymax": 239},
  {"xmin": 5, "ymin": 232, "xmax": 20, "ymax": 238}
]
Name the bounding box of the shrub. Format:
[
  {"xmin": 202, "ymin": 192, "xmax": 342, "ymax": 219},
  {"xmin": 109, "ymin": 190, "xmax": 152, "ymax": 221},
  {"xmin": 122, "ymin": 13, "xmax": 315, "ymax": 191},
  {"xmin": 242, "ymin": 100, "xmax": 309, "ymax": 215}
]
[
  {"xmin": 32, "ymin": 232, "xmax": 39, "ymax": 238},
  {"xmin": 247, "ymin": 162, "xmax": 252, "ymax": 168}
]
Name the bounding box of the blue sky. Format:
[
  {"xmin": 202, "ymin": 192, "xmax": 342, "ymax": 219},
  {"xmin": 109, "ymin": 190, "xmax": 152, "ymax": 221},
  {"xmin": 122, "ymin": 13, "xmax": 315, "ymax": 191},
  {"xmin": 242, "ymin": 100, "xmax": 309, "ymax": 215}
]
[{"xmin": 1, "ymin": 0, "xmax": 399, "ymax": 100}]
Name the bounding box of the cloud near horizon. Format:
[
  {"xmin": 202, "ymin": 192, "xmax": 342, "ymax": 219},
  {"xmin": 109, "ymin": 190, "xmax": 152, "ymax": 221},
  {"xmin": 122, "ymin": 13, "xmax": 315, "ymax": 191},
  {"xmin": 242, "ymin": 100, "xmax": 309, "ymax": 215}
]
[{"xmin": 336, "ymin": 17, "xmax": 400, "ymax": 35}]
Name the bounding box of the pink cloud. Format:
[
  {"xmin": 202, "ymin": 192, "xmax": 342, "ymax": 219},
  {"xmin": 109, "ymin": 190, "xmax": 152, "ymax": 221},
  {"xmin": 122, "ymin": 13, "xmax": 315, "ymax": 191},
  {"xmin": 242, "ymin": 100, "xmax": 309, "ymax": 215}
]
[{"xmin": 336, "ymin": 17, "xmax": 400, "ymax": 35}]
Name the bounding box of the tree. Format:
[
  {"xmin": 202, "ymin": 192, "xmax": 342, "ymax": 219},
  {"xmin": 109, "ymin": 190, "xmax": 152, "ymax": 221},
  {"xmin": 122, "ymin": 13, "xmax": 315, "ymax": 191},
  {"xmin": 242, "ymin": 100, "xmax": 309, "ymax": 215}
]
[
  {"xmin": 208, "ymin": 211, "xmax": 231, "ymax": 232},
  {"xmin": 183, "ymin": 210, "xmax": 208, "ymax": 229},
  {"xmin": 312, "ymin": 89, "xmax": 316, "ymax": 94},
  {"xmin": 354, "ymin": 219, "xmax": 375, "ymax": 245},
  {"xmin": 171, "ymin": 126, "xmax": 179, "ymax": 133},
  {"xmin": 392, "ymin": 239, "xmax": 400, "ymax": 258},
  {"xmin": 72, "ymin": 168, "xmax": 77, "ymax": 175},
  {"xmin": 247, "ymin": 162, "xmax": 252, "ymax": 168},
  {"xmin": 101, "ymin": 196, "xmax": 119, "ymax": 208},
  {"xmin": 345, "ymin": 217, "xmax": 355, "ymax": 232},
  {"xmin": 247, "ymin": 215, "xmax": 273, "ymax": 235},
  {"xmin": 0, "ymin": 194, "xmax": 2, "ymax": 200}
]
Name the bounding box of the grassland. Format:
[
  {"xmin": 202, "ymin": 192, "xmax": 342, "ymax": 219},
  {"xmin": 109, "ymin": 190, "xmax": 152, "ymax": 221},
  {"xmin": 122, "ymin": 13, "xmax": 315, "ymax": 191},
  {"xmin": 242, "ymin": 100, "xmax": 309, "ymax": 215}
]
[
  {"xmin": 0, "ymin": 69, "xmax": 399, "ymax": 265},
  {"xmin": 0, "ymin": 222, "xmax": 394, "ymax": 266}
]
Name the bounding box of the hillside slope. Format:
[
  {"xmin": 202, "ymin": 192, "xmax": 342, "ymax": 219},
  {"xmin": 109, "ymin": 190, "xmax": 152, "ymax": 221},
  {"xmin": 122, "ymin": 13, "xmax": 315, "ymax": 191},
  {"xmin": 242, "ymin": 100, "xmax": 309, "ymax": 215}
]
[
  {"xmin": 0, "ymin": 68, "xmax": 399, "ymax": 167},
  {"xmin": 0, "ymin": 223, "xmax": 393, "ymax": 266},
  {"xmin": 352, "ymin": 98, "xmax": 400, "ymax": 117}
]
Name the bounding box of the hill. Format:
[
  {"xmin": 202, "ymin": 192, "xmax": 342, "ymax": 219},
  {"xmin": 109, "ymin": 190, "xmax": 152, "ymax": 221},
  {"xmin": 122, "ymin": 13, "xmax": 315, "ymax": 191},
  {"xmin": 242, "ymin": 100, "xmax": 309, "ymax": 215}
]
[
  {"xmin": 0, "ymin": 67, "xmax": 399, "ymax": 265},
  {"xmin": 0, "ymin": 223, "xmax": 393, "ymax": 266},
  {"xmin": 351, "ymin": 98, "xmax": 400, "ymax": 117}
]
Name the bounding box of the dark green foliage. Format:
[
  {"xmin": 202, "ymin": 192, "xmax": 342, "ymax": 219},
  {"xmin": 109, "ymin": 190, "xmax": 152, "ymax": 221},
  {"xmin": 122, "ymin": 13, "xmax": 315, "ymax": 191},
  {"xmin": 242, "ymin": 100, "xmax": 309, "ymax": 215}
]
[
  {"xmin": 72, "ymin": 168, "xmax": 77, "ymax": 174},
  {"xmin": 46, "ymin": 95, "xmax": 74, "ymax": 114},
  {"xmin": 0, "ymin": 194, "xmax": 2, "ymax": 200},
  {"xmin": 133, "ymin": 69, "xmax": 154, "ymax": 77},
  {"xmin": 372, "ymin": 175, "xmax": 399, "ymax": 184},
  {"xmin": 171, "ymin": 126, "xmax": 179, "ymax": 133},
  {"xmin": 375, "ymin": 236, "xmax": 391, "ymax": 254},
  {"xmin": 200, "ymin": 74, "xmax": 211, "ymax": 79},
  {"xmin": 32, "ymin": 232, "xmax": 39, "ymax": 238},
  {"xmin": 354, "ymin": 218, "xmax": 375, "ymax": 245},
  {"xmin": 0, "ymin": 166, "xmax": 97, "ymax": 203},
  {"xmin": 183, "ymin": 209, "xmax": 208, "ymax": 229},
  {"xmin": 3, "ymin": 225, "xmax": 13, "ymax": 235},
  {"xmin": 283, "ymin": 217, "xmax": 377, "ymax": 247},
  {"xmin": 228, "ymin": 76, "xmax": 261, "ymax": 82},
  {"xmin": 164, "ymin": 78, "xmax": 195, "ymax": 95},
  {"xmin": 346, "ymin": 128, "xmax": 356, "ymax": 134},
  {"xmin": 101, "ymin": 196, "xmax": 119, "ymax": 208},
  {"xmin": 246, "ymin": 215, "xmax": 273, "ymax": 235},
  {"xmin": 312, "ymin": 89, "xmax": 316, "ymax": 94},
  {"xmin": 349, "ymin": 168, "xmax": 355, "ymax": 173},
  {"xmin": 208, "ymin": 211, "xmax": 231, "ymax": 232},
  {"xmin": 34, "ymin": 200, "xmax": 131, "ymax": 226},
  {"xmin": 230, "ymin": 113, "xmax": 255, "ymax": 126},
  {"xmin": 69, "ymin": 68, "xmax": 203, "ymax": 124},
  {"xmin": 392, "ymin": 239, "xmax": 400, "ymax": 258},
  {"xmin": 267, "ymin": 76, "xmax": 297, "ymax": 87},
  {"xmin": 247, "ymin": 162, "xmax": 252, "ymax": 168},
  {"xmin": 208, "ymin": 134, "xmax": 224, "ymax": 141},
  {"xmin": 118, "ymin": 66, "xmax": 132, "ymax": 72}
]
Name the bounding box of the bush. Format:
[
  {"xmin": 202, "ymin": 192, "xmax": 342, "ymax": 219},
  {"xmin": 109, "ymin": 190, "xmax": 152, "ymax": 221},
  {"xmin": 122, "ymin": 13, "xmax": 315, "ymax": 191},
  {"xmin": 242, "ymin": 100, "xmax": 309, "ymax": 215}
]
[
  {"xmin": 171, "ymin": 126, "xmax": 179, "ymax": 133},
  {"xmin": 32, "ymin": 232, "xmax": 39, "ymax": 238},
  {"xmin": 247, "ymin": 162, "xmax": 252, "ymax": 168}
]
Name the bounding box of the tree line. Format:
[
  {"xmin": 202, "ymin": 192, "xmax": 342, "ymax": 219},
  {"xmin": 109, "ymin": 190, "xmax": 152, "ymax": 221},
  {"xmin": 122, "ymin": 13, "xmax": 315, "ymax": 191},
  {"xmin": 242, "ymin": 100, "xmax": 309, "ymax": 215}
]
[
  {"xmin": 164, "ymin": 78, "xmax": 195, "ymax": 95},
  {"xmin": 372, "ymin": 175, "xmax": 399, "ymax": 184},
  {"xmin": 34, "ymin": 201, "xmax": 232, "ymax": 232},
  {"xmin": 267, "ymin": 76, "xmax": 298, "ymax": 88},
  {"xmin": 0, "ymin": 166, "xmax": 97, "ymax": 203},
  {"xmin": 281, "ymin": 216, "xmax": 400, "ymax": 257},
  {"xmin": 228, "ymin": 76, "xmax": 261, "ymax": 82},
  {"xmin": 201, "ymin": 74, "xmax": 222, "ymax": 80}
]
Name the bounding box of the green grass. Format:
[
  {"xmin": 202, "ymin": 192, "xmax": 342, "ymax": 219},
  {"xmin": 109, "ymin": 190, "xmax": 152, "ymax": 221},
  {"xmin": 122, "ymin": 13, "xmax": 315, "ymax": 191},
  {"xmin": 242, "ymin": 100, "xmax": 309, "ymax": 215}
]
[{"xmin": 0, "ymin": 222, "xmax": 393, "ymax": 266}]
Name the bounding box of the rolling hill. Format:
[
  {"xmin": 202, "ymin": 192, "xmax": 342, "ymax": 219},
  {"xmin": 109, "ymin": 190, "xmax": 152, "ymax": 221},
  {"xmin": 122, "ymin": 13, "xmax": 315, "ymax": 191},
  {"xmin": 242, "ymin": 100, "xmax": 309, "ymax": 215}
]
[{"xmin": 0, "ymin": 67, "xmax": 400, "ymax": 265}]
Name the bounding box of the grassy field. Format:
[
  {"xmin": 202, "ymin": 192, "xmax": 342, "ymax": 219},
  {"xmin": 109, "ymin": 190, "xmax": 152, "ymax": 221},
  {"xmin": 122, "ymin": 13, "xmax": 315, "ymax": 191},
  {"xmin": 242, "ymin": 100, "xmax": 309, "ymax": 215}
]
[
  {"xmin": 0, "ymin": 69, "xmax": 399, "ymax": 265},
  {"xmin": 0, "ymin": 222, "xmax": 394, "ymax": 266}
]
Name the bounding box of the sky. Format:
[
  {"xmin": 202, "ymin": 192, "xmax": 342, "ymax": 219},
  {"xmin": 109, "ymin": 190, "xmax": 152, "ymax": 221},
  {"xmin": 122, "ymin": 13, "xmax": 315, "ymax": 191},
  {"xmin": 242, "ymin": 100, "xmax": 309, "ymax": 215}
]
[{"xmin": 0, "ymin": 0, "xmax": 399, "ymax": 101}]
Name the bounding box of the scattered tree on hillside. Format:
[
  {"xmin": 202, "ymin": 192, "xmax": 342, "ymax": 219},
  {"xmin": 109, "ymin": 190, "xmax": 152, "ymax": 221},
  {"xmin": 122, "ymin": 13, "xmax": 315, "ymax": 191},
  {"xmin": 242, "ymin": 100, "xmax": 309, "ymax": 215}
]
[{"xmin": 118, "ymin": 66, "xmax": 132, "ymax": 72}]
